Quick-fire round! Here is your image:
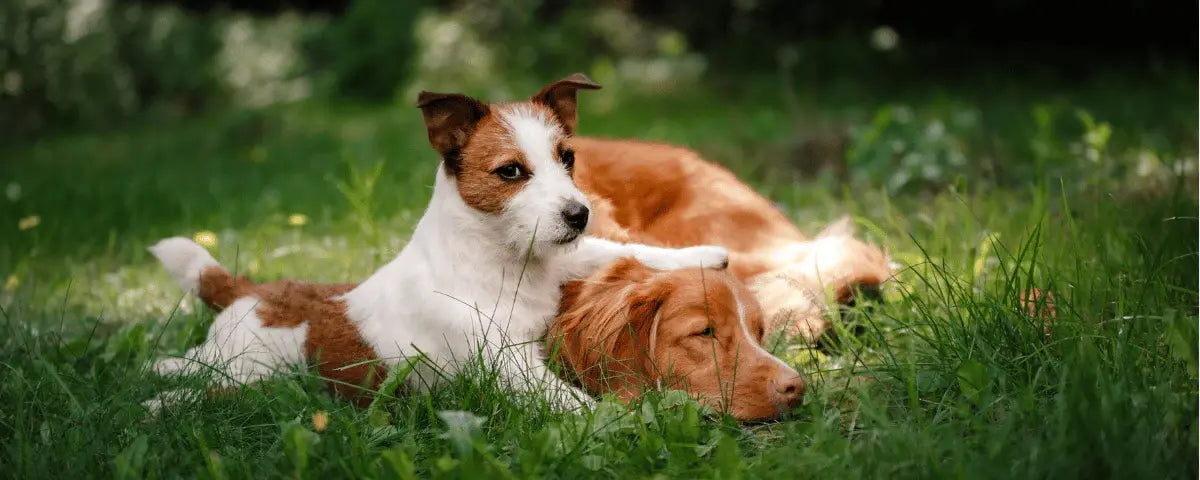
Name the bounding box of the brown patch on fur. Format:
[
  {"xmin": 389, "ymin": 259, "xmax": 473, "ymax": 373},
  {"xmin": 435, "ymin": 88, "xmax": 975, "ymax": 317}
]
[
  {"xmin": 571, "ymin": 138, "xmax": 807, "ymax": 253},
  {"xmin": 196, "ymin": 267, "xmax": 381, "ymax": 406},
  {"xmin": 450, "ymin": 105, "xmax": 554, "ymax": 214},
  {"xmin": 583, "ymin": 193, "xmax": 635, "ymax": 242},
  {"xmin": 551, "ymin": 258, "xmax": 804, "ymax": 421},
  {"xmin": 416, "ymin": 92, "xmax": 489, "ymax": 174},
  {"xmin": 530, "ymin": 73, "xmax": 602, "ymax": 135}
]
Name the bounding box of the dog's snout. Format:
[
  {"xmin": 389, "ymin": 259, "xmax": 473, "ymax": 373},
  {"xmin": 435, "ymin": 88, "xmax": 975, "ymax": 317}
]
[
  {"xmin": 561, "ymin": 200, "xmax": 590, "ymax": 232},
  {"xmin": 771, "ymin": 373, "xmax": 805, "ymax": 409}
]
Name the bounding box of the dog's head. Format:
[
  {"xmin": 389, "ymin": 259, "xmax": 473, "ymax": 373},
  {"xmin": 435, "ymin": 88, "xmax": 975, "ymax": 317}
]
[
  {"xmin": 551, "ymin": 258, "xmax": 805, "ymax": 421},
  {"xmin": 417, "ymin": 74, "xmax": 601, "ymax": 257}
]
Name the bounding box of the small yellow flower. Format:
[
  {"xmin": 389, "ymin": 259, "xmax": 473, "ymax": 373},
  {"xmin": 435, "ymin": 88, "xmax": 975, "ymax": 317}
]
[
  {"xmin": 17, "ymin": 215, "xmax": 39, "ymax": 231},
  {"xmin": 4, "ymin": 275, "xmax": 17, "ymax": 291},
  {"xmin": 312, "ymin": 410, "xmax": 329, "ymax": 432},
  {"xmin": 287, "ymin": 213, "xmax": 308, "ymax": 227},
  {"xmin": 193, "ymin": 230, "xmax": 218, "ymax": 248}
]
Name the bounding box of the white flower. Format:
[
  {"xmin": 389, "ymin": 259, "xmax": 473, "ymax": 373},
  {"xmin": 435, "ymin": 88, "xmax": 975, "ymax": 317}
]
[{"xmin": 870, "ymin": 26, "xmax": 900, "ymax": 51}]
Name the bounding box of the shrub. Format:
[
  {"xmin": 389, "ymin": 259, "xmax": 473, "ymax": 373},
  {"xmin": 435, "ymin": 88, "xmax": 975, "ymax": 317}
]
[{"xmin": 0, "ymin": 0, "xmax": 223, "ymax": 142}]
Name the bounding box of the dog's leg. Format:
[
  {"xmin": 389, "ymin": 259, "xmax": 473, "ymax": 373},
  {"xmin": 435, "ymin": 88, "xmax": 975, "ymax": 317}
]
[
  {"xmin": 559, "ymin": 237, "xmax": 728, "ymax": 280},
  {"xmin": 489, "ymin": 341, "xmax": 595, "ymax": 412},
  {"xmin": 145, "ymin": 298, "xmax": 307, "ymax": 414}
]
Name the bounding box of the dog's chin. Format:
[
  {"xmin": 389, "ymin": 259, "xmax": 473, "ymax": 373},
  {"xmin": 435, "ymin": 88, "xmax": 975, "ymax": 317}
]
[{"xmin": 553, "ymin": 230, "xmax": 583, "ymax": 245}]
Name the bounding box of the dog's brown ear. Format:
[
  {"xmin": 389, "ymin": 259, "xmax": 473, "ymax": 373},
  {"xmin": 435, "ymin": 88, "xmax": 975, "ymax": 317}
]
[
  {"xmin": 417, "ymin": 92, "xmax": 489, "ymax": 173},
  {"xmin": 531, "ymin": 73, "xmax": 601, "ymax": 135},
  {"xmin": 622, "ymin": 274, "xmax": 672, "ymax": 383}
]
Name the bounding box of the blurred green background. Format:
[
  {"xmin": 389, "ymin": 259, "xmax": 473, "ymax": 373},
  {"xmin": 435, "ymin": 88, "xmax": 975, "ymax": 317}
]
[
  {"xmin": 0, "ymin": 2, "xmax": 1197, "ymax": 477},
  {"xmin": 2, "ymin": 0, "xmax": 1195, "ymax": 190}
]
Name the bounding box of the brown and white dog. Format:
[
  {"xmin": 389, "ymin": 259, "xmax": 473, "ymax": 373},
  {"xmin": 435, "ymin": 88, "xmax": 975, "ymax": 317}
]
[
  {"xmin": 570, "ymin": 138, "xmax": 895, "ymax": 339},
  {"xmin": 143, "ymin": 75, "xmax": 729, "ymax": 412},
  {"xmin": 551, "ymin": 258, "xmax": 804, "ymax": 421}
]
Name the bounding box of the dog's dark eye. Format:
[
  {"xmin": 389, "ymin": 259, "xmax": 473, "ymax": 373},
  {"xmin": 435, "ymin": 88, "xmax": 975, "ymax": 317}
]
[
  {"xmin": 494, "ymin": 163, "xmax": 527, "ymax": 180},
  {"xmin": 695, "ymin": 326, "xmax": 715, "ymax": 337},
  {"xmin": 559, "ymin": 149, "xmax": 575, "ymax": 170}
]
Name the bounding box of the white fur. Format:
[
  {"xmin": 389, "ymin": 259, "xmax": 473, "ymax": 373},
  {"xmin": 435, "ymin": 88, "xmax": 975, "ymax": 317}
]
[
  {"xmin": 145, "ymin": 296, "xmax": 308, "ymax": 413},
  {"xmin": 495, "ymin": 106, "xmax": 592, "ymax": 255},
  {"xmin": 148, "ymin": 237, "xmax": 219, "ymax": 295},
  {"xmin": 732, "ymin": 285, "xmax": 795, "ymax": 374},
  {"xmin": 147, "ymin": 108, "xmax": 728, "ymax": 413}
]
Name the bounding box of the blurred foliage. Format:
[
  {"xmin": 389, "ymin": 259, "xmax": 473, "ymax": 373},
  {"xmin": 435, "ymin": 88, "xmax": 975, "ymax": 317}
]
[
  {"xmin": 302, "ymin": 0, "xmax": 426, "ymax": 101},
  {"xmin": 1, "ymin": 0, "xmax": 222, "ymax": 141},
  {"xmin": 845, "ymin": 104, "xmax": 976, "ymax": 194}
]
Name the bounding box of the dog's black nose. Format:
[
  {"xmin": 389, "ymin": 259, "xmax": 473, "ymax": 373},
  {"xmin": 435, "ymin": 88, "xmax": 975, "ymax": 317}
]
[{"xmin": 561, "ymin": 201, "xmax": 590, "ymax": 232}]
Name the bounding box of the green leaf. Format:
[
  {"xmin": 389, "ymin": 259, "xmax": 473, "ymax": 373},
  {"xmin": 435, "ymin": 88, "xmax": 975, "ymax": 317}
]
[
  {"xmin": 282, "ymin": 421, "xmax": 320, "ymax": 478},
  {"xmin": 580, "ymin": 454, "xmax": 605, "ymax": 471},
  {"xmin": 712, "ymin": 432, "xmax": 742, "ymax": 480},
  {"xmin": 956, "ymin": 360, "xmax": 989, "ymax": 403},
  {"xmin": 379, "ymin": 446, "xmax": 418, "ymax": 480},
  {"xmin": 113, "ymin": 435, "xmax": 149, "ymax": 480}
]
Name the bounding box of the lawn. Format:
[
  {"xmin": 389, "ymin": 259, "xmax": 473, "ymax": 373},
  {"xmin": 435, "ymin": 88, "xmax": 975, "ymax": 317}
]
[{"xmin": 1, "ymin": 71, "xmax": 1197, "ymax": 478}]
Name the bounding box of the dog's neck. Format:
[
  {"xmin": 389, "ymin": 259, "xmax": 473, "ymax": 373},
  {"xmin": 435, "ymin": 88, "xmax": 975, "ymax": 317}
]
[
  {"xmin": 344, "ymin": 164, "xmax": 558, "ymax": 329},
  {"xmin": 361, "ymin": 165, "xmax": 551, "ymax": 287},
  {"xmin": 413, "ymin": 169, "xmax": 496, "ymax": 259}
]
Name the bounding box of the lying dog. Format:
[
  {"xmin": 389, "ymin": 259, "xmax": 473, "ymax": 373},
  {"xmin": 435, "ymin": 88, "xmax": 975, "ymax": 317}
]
[
  {"xmin": 145, "ymin": 74, "xmax": 728, "ymax": 412},
  {"xmin": 571, "ymin": 138, "xmax": 894, "ymax": 339},
  {"xmin": 551, "ymin": 258, "xmax": 804, "ymax": 421}
]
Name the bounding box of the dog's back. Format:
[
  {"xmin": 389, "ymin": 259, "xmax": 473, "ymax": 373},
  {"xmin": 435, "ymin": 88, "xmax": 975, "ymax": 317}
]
[{"xmin": 570, "ymin": 137, "xmax": 894, "ymax": 338}]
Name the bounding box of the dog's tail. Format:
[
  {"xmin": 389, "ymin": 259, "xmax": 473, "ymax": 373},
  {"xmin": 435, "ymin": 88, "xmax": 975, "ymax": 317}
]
[{"xmin": 148, "ymin": 237, "xmax": 246, "ymax": 312}]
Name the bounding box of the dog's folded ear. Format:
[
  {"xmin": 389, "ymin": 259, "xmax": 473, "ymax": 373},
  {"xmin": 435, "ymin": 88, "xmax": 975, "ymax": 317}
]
[
  {"xmin": 531, "ymin": 73, "xmax": 602, "ymax": 135},
  {"xmin": 416, "ymin": 92, "xmax": 490, "ymax": 173}
]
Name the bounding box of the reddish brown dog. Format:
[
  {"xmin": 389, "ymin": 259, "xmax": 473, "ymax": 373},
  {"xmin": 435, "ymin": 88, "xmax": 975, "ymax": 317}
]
[{"xmin": 571, "ymin": 138, "xmax": 894, "ymax": 339}]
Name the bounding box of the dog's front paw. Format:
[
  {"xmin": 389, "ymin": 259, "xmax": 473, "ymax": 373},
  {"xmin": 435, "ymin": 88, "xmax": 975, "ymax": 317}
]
[
  {"xmin": 678, "ymin": 245, "xmax": 729, "ymax": 270},
  {"xmin": 546, "ymin": 385, "xmax": 596, "ymax": 414}
]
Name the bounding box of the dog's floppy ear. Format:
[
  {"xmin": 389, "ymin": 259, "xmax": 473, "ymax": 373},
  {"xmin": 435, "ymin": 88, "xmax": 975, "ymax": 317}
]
[
  {"xmin": 531, "ymin": 73, "xmax": 601, "ymax": 135},
  {"xmin": 416, "ymin": 92, "xmax": 489, "ymax": 173},
  {"xmin": 621, "ymin": 271, "xmax": 672, "ymax": 368}
]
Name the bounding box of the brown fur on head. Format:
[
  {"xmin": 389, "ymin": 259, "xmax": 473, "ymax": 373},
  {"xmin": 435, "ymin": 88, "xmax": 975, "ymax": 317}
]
[
  {"xmin": 414, "ymin": 74, "xmax": 603, "ymax": 254},
  {"xmin": 550, "ymin": 258, "xmax": 805, "ymax": 421}
]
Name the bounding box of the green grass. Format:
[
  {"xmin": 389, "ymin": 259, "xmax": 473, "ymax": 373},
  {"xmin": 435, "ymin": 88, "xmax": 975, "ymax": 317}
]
[{"xmin": 1, "ymin": 72, "xmax": 1196, "ymax": 478}]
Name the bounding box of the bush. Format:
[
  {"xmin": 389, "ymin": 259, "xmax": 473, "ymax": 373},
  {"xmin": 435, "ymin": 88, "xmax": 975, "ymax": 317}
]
[
  {"xmin": 303, "ymin": 0, "xmax": 427, "ymax": 101},
  {"xmin": 0, "ymin": 0, "xmax": 223, "ymax": 142}
]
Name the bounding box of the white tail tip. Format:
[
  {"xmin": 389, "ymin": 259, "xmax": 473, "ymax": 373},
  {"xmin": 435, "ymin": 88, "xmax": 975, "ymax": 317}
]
[
  {"xmin": 818, "ymin": 216, "xmax": 857, "ymax": 238},
  {"xmin": 148, "ymin": 237, "xmax": 220, "ymax": 294}
]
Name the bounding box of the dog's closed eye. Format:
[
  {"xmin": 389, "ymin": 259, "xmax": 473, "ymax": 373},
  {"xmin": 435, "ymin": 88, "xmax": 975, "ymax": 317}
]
[{"xmin": 693, "ymin": 326, "xmax": 715, "ymax": 337}]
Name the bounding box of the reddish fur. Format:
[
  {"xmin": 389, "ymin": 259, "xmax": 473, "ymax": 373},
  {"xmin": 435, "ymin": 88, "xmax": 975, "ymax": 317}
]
[
  {"xmin": 1021, "ymin": 288, "xmax": 1056, "ymax": 339},
  {"xmin": 571, "ymin": 138, "xmax": 805, "ymax": 259},
  {"xmin": 550, "ymin": 258, "xmax": 803, "ymax": 421},
  {"xmin": 571, "ymin": 137, "xmax": 892, "ymax": 336},
  {"xmin": 451, "ymin": 109, "xmax": 538, "ymax": 213}
]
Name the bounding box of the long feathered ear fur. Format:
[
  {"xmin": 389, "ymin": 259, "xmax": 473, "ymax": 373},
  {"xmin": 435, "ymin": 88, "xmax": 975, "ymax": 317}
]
[{"xmin": 549, "ymin": 258, "xmax": 669, "ymax": 400}]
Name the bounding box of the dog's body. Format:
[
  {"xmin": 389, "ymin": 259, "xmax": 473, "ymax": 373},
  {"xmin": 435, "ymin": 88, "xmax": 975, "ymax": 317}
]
[
  {"xmin": 146, "ymin": 75, "xmax": 727, "ymax": 412},
  {"xmin": 571, "ymin": 137, "xmax": 894, "ymax": 339}
]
